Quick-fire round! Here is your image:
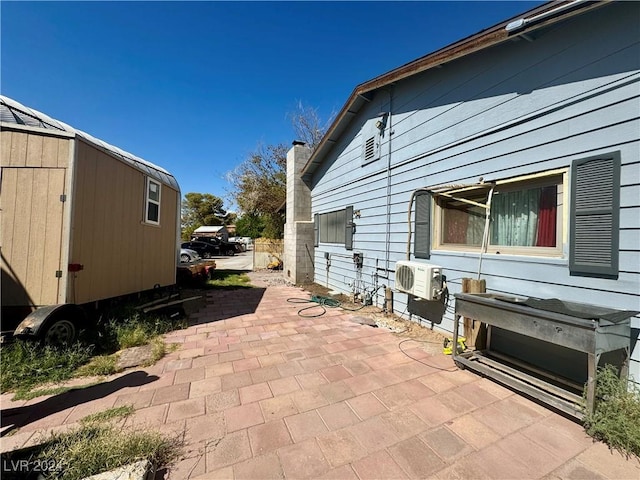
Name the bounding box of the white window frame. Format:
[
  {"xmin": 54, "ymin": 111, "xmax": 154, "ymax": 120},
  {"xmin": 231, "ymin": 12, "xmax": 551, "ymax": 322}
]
[
  {"xmin": 145, "ymin": 177, "xmax": 161, "ymax": 225},
  {"xmin": 433, "ymin": 169, "xmax": 568, "ymax": 257}
]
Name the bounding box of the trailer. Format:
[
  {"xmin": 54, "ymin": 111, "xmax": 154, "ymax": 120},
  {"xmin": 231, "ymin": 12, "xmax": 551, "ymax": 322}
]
[{"xmin": 1, "ymin": 96, "xmax": 182, "ymax": 344}]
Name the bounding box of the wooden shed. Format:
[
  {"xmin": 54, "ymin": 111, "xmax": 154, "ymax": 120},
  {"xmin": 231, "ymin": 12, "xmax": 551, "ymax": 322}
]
[{"xmin": 1, "ymin": 96, "xmax": 181, "ymax": 341}]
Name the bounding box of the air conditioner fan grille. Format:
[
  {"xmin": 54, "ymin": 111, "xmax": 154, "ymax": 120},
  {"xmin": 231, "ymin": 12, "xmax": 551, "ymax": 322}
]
[{"xmin": 396, "ymin": 265, "xmax": 415, "ymax": 291}]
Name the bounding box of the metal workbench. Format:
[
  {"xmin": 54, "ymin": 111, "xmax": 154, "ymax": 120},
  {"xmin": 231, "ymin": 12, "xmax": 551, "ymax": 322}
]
[{"xmin": 452, "ymin": 293, "xmax": 635, "ymax": 419}]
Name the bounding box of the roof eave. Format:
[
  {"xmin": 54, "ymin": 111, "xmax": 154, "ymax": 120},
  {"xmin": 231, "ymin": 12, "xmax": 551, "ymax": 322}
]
[{"xmin": 301, "ymin": 0, "xmax": 608, "ymax": 181}]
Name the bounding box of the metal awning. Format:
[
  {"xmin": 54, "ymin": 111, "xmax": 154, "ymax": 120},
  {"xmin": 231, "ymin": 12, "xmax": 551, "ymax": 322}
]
[{"xmin": 407, "ymin": 182, "xmax": 496, "ymax": 279}]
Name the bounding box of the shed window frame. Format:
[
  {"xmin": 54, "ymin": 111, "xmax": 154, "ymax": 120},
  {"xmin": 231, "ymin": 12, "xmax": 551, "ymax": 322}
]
[
  {"xmin": 145, "ymin": 177, "xmax": 161, "ymax": 225},
  {"xmin": 433, "ymin": 170, "xmax": 567, "ymax": 257}
]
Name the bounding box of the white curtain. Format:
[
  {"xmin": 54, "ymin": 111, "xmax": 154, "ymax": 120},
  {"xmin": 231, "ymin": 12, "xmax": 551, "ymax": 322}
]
[{"xmin": 491, "ymin": 189, "xmax": 540, "ymax": 246}]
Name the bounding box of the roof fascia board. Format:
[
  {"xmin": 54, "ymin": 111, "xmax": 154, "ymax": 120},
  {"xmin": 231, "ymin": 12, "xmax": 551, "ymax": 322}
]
[
  {"xmin": 302, "ymin": 0, "xmax": 608, "ymax": 179},
  {"xmin": 0, "ymin": 122, "xmax": 76, "ymax": 139}
]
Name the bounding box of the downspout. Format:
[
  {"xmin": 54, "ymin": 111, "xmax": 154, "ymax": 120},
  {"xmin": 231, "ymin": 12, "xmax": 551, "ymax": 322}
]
[{"xmin": 385, "ymin": 87, "xmax": 393, "ymax": 272}]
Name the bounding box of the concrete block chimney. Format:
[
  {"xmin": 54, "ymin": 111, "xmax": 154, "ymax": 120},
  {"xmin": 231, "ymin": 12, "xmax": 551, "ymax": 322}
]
[{"xmin": 283, "ymin": 141, "xmax": 314, "ymax": 284}]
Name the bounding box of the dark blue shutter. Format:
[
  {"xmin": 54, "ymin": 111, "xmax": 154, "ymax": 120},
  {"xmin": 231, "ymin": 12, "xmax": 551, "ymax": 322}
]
[
  {"xmin": 345, "ymin": 206, "xmax": 354, "ymax": 251},
  {"xmin": 314, "ymin": 213, "xmax": 319, "ymax": 247},
  {"xmin": 570, "ymin": 153, "xmax": 620, "ymax": 278},
  {"xmin": 414, "ymin": 192, "xmax": 431, "ymax": 259}
]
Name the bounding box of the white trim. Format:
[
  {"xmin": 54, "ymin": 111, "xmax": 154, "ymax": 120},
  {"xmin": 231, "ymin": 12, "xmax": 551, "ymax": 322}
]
[
  {"xmin": 433, "ymin": 169, "xmax": 567, "ymax": 258},
  {"xmin": 61, "ymin": 137, "xmax": 76, "ymax": 304},
  {"xmin": 145, "ymin": 177, "xmax": 161, "ymax": 226}
]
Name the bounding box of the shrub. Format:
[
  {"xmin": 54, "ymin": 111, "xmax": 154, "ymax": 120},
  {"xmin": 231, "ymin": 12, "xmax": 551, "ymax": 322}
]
[{"xmin": 583, "ymin": 365, "xmax": 640, "ymax": 458}]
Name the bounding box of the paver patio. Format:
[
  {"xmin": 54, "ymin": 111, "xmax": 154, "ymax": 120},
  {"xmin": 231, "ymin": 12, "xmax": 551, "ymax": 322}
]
[{"xmin": 2, "ymin": 278, "xmax": 639, "ymax": 479}]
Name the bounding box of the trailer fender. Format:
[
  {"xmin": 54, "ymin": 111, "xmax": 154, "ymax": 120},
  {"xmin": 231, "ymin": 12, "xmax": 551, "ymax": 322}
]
[{"xmin": 14, "ymin": 304, "xmax": 86, "ymax": 344}]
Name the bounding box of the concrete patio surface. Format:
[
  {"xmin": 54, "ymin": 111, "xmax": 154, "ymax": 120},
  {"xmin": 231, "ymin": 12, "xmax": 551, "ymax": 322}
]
[{"xmin": 2, "ymin": 278, "xmax": 639, "ymax": 479}]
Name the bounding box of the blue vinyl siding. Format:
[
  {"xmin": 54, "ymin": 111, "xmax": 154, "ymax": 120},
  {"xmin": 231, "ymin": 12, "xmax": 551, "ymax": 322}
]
[{"xmin": 308, "ymin": 3, "xmax": 640, "ymax": 381}]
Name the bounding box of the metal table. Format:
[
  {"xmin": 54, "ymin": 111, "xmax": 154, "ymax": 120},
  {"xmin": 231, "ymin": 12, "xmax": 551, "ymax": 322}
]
[{"xmin": 453, "ymin": 293, "xmax": 634, "ymax": 418}]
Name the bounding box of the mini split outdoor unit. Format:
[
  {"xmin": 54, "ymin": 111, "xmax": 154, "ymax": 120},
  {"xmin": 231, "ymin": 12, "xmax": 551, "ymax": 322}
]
[{"xmin": 395, "ymin": 260, "xmax": 443, "ymax": 301}]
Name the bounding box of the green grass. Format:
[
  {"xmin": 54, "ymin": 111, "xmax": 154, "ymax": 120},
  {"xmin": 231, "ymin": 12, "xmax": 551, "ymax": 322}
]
[
  {"xmin": 207, "ymin": 269, "xmax": 252, "ymax": 288},
  {"xmin": 76, "ymin": 354, "xmax": 119, "ymax": 377},
  {"xmin": 583, "ymin": 365, "xmax": 640, "ymax": 458},
  {"xmin": 11, "ymin": 382, "xmax": 100, "ymax": 401},
  {"xmin": 1, "ymin": 304, "xmax": 187, "ymax": 397},
  {"xmin": 0, "ymin": 341, "xmax": 94, "ymax": 395},
  {"xmin": 2, "ymin": 422, "xmax": 183, "ymax": 480},
  {"xmin": 80, "ymin": 405, "xmax": 135, "ymax": 424}
]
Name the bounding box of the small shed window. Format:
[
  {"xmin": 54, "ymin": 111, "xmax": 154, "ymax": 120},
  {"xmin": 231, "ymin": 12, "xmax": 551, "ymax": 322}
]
[{"xmin": 145, "ymin": 177, "xmax": 161, "ymax": 225}]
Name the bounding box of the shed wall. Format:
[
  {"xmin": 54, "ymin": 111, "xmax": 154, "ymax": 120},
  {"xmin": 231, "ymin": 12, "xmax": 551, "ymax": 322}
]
[
  {"xmin": 1, "ymin": 130, "xmax": 71, "ymax": 310},
  {"xmin": 70, "ymin": 139, "xmax": 179, "ymax": 304},
  {"xmin": 309, "ymin": 3, "xmax": 640, "ymax": 379}
]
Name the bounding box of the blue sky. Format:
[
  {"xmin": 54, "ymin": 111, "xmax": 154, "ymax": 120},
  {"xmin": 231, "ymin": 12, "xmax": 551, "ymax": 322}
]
[{"xmin": 2, "ymin": 1, "xmax": 543, "ymax": 211}]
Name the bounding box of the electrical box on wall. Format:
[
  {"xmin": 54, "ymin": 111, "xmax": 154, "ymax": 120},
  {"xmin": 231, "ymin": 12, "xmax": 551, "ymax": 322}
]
[
  {"xmin": 395, "ymin": 260, "xmax": 443, "ymax": 301},
  {"xmin": 353, "ymin": 252, "xmax": 363, "ymax": 268}
]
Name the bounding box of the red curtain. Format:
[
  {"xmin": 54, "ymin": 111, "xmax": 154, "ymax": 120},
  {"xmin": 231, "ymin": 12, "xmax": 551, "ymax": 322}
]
[
  {"xmin": 536, "ymin": 186, "xmax": 556, "ymax": 247},
  {"xmin": 445, "ymin": 208, "xmax": 469, "ymax": 244}
]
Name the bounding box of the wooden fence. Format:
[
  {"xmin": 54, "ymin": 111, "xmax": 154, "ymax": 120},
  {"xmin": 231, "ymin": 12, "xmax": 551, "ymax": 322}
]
[{"xmin": 252, "ymin": 238, "xmax": 284, "ymax": 269}]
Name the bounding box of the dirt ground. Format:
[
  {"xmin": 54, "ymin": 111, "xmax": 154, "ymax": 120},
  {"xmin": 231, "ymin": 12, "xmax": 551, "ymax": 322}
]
[{"xmin": 247, "ymin": 269, "xmax": 449, "ymax": 355}]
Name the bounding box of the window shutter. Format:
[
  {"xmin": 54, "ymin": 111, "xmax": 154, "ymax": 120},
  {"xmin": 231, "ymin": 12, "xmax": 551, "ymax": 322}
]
[
  {"xmin": 414, "ymin": 192, "xmax": 431, "ymax": 259},
  {"xmin": 570, "ymin": 154, "xmax": 620, "ymax": 278},
  {"xmin": 345, "ymin": 206, "xmax": 354, "ymax": 251},
  {"xmin": 314, "ymin": 213, "xmax": 319, "ymax": 247}
]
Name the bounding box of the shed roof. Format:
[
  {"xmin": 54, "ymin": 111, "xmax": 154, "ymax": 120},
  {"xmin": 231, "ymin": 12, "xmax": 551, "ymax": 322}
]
[
  {"xmin": 0, "ymin": 95, "xmax": 179, "ymax": 190},
  {"xmin": 194, "ymin": 225, "xmax": 227, "ymax": 233},
  {"xmin": 301, "ymin": 0, "xmax": 607, "ymax": 180}
]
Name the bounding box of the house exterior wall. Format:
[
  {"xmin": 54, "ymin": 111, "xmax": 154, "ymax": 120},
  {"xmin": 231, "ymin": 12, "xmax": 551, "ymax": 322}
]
[
  {"xmin": 1, "ymin": 129, "xmax": 72, "ymax": 310},
  {"xmin": 308, "ymin": 3, "xmax": 640, "ymax": 379},
  {"xmin": 70, "ymin": 139, "xmax": 179, "ymax": 304}
]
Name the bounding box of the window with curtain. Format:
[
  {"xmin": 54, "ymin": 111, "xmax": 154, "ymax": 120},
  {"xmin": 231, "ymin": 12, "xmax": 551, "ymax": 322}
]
[{"xmin": 435, "ymin": 173, "xmax": 563, "ymax": 255}]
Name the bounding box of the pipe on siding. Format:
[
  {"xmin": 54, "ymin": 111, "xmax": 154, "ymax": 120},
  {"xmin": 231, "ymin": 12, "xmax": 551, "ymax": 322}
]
[
  {"xmin": 505, "ymin": 0, "xmax": 585, "ymax": 32},
  {"xmin": 384, "ymin": 87, "xmax": 393, "ymax": 272}
]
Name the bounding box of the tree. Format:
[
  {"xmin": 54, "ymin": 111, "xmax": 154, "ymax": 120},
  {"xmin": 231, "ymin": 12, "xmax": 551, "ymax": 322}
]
[
  {"xmin": 235, "ymin": 213, "xmax": 265, "ymax": 238},
  {"xmin": 227, "ymin": 102, "xmax": 331, "ymax": 239},
  {"xmin": 226, "ymin": 144, "xmax": 287, "ymax": 238},
  {"xmin": 287, "ymin": 101, "xmax": 332, "ymax": 150},
  {"xmin": 181, "ymin": 192, "xmax": 227, "ymax": 240}
]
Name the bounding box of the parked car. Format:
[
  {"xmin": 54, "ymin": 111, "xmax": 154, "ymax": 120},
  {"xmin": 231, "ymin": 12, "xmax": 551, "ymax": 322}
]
[
  {"xmin": 228, "ymin": 237, "xmax": 251, "ymax": 251},
  {"xmin": 191, "ymin": 236, "xmax": 239, "ymax": 256},
  {"xmin": 181, "ymin": 241, "xmax": 220, "ymax": 258},
  {"xmin": 180, "ymin": 248, "xmax": 201, "ymax": 263}
]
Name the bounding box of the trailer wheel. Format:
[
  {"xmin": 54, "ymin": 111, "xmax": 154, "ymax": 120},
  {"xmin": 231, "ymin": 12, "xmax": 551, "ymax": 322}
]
[{"xmin": 43, "ymin": 318, "xmax": 77, "ymax": 346}]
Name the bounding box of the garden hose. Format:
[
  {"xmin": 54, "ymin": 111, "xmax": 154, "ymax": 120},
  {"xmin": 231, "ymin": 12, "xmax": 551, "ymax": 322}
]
[{"xmin": 287, "ymin": 295, "xmax": 365, "ymax": 317}]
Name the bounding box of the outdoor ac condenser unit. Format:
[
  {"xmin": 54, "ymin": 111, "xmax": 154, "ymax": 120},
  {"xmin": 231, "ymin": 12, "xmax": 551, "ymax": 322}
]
[{"xmin": 395, "ymin": 260, "xmax": 443, "ymax": 301}]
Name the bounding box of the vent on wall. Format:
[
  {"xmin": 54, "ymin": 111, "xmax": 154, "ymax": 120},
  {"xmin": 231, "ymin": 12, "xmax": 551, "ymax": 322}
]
[{"xmin": 364, "ymin": 136, "xmax": 376, "ymax": 162}]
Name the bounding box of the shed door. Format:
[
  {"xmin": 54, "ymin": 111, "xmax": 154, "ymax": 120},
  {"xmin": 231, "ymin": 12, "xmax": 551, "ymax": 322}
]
[{"xmin": 1, "ymin": 167, "xmax": 66, "ymax": 307}]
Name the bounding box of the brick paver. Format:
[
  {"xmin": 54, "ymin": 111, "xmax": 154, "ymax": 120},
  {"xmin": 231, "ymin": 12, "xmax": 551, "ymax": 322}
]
[{"xmin": 3, "ymin": 280, "xmax": 640, "ymax": 480}]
